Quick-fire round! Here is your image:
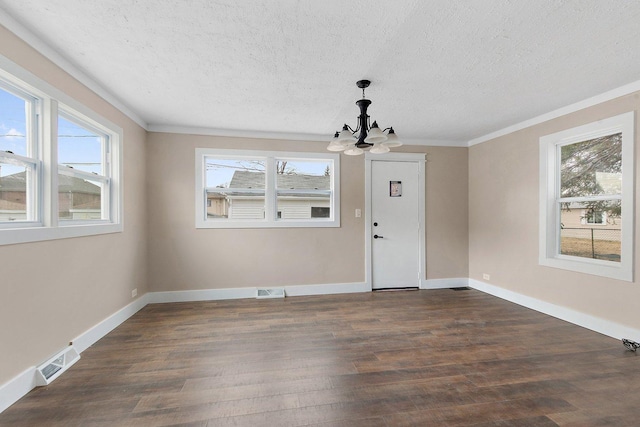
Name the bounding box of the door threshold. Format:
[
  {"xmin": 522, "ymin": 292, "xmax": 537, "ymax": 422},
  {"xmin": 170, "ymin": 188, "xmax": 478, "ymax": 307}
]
[{"xmin": 373, "ymin": 287, "xmax": 419, "ymax": 292}]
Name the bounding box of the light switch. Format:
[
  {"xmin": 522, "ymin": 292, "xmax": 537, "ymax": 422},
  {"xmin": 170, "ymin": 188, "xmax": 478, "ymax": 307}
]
[{"xmin": 355, "ymin": 209, "xmax": 361, "ymax": 218}]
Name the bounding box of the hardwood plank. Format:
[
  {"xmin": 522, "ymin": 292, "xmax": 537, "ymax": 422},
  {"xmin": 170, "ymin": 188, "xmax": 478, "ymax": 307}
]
[{"xmin": 1, "ymin": 289, "xmax": 639, "ymax": 426}]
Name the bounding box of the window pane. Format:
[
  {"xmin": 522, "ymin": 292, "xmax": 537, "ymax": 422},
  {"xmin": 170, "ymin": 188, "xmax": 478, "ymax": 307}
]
[
  {"xmin": 205, "ymin": 158, "xmax": 266, "ymax": 220},
  {"xmin": 0, "ymin": 162, "xmax": 29, "ymax": 221},
  {"xmin": 275, "ymin": 160, "xmax": 331, "ymax": 220},
  {"xmin": 560, "ymin": 133, "xmax": 622, "ymax": 198},
  {"xmin": 58, "ymin": 116, "xmax": 103, "ymax": 174},
  {"xmin": 560, "ymin": 200, "xmax": 621, "ymax": 262},
  {"xmin": 58, "ymin": 174, "xmax": 102, "ymax": 220},
  {"xmin": 275, "ymin": 160, "xmax": 331, "ymax": 190},
  {"xmin": 311, "ymin": 207, "xmax": 330, "ymax": 218},
  {"xmin": 0, "ymin": 87, "xmax": 29, "ymax": 156},
  {"xmin": 206, "ymin": 158, "xmax": 265, "ymax": 189}
]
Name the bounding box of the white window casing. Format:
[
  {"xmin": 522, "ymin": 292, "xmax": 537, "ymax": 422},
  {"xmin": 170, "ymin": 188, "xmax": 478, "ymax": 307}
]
[
  {"xmin": 0, "ymin": 56, "xmax": 123, "ymax": 246},
  {"xmin": 196, "ymin": 148, "xmax": 340, "ymax": 228},
  {"xmin": 539, "ymin": 111, "xmax": 634, "ymax": 281}
]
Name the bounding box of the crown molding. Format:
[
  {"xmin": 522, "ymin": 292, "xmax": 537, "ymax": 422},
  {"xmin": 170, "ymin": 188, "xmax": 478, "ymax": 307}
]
[
  {"xmin": 468, "ymin": 78, "xmax": 640, "ymax": 146},
  {"xmin": 148, "ymin": 124, "xmax": 466, "ymax": 147},
  {"xmin": 0, "ymin": 9, "xmax": 148, "ymax": 129}
]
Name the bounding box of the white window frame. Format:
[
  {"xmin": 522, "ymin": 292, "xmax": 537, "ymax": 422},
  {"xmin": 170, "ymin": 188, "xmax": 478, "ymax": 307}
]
[
  {"xmin": 195, "ymin": 148, "xmax": 340, "ymax": 228},
  {"xmin": 539, "ymin": 111, "xmax": 634, "ymax": 281},
  {"xmin": 0, "ymin": 56, "xmax": 123, "ymax": 246}
]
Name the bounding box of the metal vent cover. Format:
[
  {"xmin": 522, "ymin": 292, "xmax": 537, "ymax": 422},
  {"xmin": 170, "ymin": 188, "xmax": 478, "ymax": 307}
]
[
  {"xmin": 256, "ymin": 288, "xmax": 285, "ymax": 299},
  {"xmin": 36, "ymin": 346, "xmax": 80, "ymax": 386}
]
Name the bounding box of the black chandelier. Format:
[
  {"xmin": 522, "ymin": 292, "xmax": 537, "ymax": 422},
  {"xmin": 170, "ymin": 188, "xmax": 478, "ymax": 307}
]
[{"xmin": 327, "ymin": 79, "xmax": 402, "ymax": 155}]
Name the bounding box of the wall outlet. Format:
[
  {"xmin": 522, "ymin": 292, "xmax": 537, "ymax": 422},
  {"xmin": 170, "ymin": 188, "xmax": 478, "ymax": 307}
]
[
  {"xmin": 131, "ymin": 288, "xmax": 137, "ymax": 298},
  {"xmin": 355, "ymin": 208, "xmax": 361, "ymax": 218},
  {"xmin": 482, "ymin": 273, "xmax": 490, "ymax": 281}
]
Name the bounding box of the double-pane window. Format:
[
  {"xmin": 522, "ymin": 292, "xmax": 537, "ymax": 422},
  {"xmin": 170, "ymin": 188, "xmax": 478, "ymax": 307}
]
[
  {"xmin": 196, "ymin": 149, "xmax": 340, "ymax": 228},
  {"xmin": 0, "ymin": 60, "xmax": 122, "ymax": 245},
  {"xmin": 539, "ymin": 112, "xmax": 634, "ymax": 281},
  {"xmin": 558, "ymin": 133, "xmax": 622, "ymax": 261}
]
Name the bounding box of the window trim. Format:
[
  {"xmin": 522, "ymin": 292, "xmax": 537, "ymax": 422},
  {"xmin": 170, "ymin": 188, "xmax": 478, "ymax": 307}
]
[
  {"xmin": 195, "ymin": 148, "xmax": 340, "ymax": 228},
  {"xmin": 539, "ymin": 111, "xmax": 634, "ymax": 281},
  {"xmin": 0, "ymin": 56, "xmax": 123, "ymax": 246}
]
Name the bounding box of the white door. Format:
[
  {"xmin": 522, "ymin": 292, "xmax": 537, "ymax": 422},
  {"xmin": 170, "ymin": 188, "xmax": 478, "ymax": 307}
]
[{"xmin": 371, "ymin": 160, "xmax": 420, "ymax": 289}]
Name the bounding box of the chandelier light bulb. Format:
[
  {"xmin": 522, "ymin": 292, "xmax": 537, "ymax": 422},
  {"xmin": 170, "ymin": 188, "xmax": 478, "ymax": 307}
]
[
  {"xmin": 344, "ymin": 145, "xmax": 364, "ymax": 156},
  {"xmin": 370, "ymin": 143, "xmax": 390, "ymax": 154},
  {"xmin": 337, "ymin": 124, "xmax": 356, "ymax": 143},
  {"xmin": 364, "ymin": 121, "xmax": 388, "ymax": 144},
  {"xmin": 382, "ymin": 127, "xmax": 402, "ymax": 148}
]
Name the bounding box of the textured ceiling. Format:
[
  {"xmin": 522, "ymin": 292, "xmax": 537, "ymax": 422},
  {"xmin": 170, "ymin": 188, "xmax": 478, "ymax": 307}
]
[{"xmin": 1, "ymin": 0, "xmax": 640, "ymax": 145}]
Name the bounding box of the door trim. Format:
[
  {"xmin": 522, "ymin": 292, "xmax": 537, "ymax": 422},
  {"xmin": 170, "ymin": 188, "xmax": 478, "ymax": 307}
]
[{"xmin": 365, "ymin": 152, "xmax": 426, "ymax": 291}]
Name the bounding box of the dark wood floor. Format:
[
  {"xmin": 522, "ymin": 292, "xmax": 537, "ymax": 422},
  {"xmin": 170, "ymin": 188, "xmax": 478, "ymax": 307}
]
[{"xmin": 2, "ymin": 289, "xmax": 640, "ymax": 426}]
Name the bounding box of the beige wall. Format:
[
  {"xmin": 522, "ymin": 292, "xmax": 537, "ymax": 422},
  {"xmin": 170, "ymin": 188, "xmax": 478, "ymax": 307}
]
[
  {"xmin": 0, "ymin": 25, "xmax": 148, "ymax": 385},
  {"xmin": 147, "ymin": 133, "xmax": 469, "ymax": 291},
  {"xmin": 422, "ymin": 146, "xmax": 469, "ymax": 279},
  {"xmin": 469, "ymin": 92, "xmax": 640, "ymax": 329}
]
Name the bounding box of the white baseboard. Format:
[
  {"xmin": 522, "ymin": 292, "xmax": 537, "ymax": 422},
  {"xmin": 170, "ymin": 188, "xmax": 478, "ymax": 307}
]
[
  {"xmin": 0, "ymin": 294, "xmax": 149, "ymax": 415},
  {"xmin": 469, "ymin": 279, "xmax": 640, "ymax": 340},
  {"xmin": 72, "ymin": 294, "xmax": 150, "ymax": 353},
  {"xmin": 147, "ymin": 282, "xmax": 369, "ymax": 303},
  {"xmin": 147, "ymin": 287, "xmax": 256, "ymax": 303},
  {"xmin": 0, "ymin": 367, "xmax": 37, "ymax": 414},
  {"xmin": 422, "ymin": 277, "xmax": 469, "ymax": 289},
  {"xmin": 284, "ymin": 282, "xmax": 369, "ymax": 297}
]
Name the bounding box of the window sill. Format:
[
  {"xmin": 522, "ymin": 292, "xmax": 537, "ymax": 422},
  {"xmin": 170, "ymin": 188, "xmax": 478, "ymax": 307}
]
[
  {"xmin": 0, "ymin": 222, "xmax": 123, "ymax": 246},
  {"xmin": 539, "ymin": 255, "xmax": 632, "ymax": 282},
  {"xmin": 196, "ymin": 219, "xmax": 340, "ymax": 229}
]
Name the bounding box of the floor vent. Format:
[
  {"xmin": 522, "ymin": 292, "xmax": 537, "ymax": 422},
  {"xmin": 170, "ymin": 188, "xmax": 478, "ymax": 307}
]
[
  {"xmin": 256, "ymin": 288, "xmax": 285, "ymax": 299},
  {"xmin": 35, "ymin": 346, "xmax": 80, "ymax": 386},
  {"xmin": 451, "ymin": 287, "xmax": 472, "ymax": 291}
]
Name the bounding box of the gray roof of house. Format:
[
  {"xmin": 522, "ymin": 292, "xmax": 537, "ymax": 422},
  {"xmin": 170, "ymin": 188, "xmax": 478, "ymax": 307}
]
[
  {"xmin": 0, "ymin": 171, "xmax": 101, "ymax": 194},
  {"xmin": 229, "ymin": 171, "xmax": 329, "ymax": 190}
]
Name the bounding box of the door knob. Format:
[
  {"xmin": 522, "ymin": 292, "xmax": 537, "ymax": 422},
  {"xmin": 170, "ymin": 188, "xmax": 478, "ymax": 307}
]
[{"xmin": 373, "ymin": 234, "xmax": 383, "ymax": 239}]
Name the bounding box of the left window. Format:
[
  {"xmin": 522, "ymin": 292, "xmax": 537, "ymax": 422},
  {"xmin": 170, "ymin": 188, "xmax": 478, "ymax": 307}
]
[{"xmin": 0, "ymin": 60, "xmax": 122, "ymax": 245}]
